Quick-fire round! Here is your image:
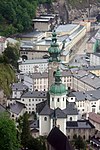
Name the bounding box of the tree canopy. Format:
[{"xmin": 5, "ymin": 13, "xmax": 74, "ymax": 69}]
[
  {"xmin": 0, "ymin": 0, "xmax": 53, "ymax": 36},
  {"xmin": 0, "ymin": 113, "xmax": 19, "ymax": 150},
  {"xmin": 3, "ymin": 43, "xmax": 19, "ymax": 68}
]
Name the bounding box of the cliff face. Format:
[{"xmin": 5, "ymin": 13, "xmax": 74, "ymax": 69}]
[
  {"xmin": 53, "ymin": 0, "xmax": 100, "ymax": 22},
  {"xmin": 37, "ymin": 0, "xmax": 100, "ymax": 23}
]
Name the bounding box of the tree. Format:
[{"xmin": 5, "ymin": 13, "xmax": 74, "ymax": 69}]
[
  {"xmin": 0, "ymin": 112, "xmax": 19, "ymax": 150},
  {"xmin": 3, "ymin": 44, "xmax": 19, "ymax": 68},
  {"xmin": 21, "ymin": 112, "xmax": 31, "ymax": 149},
  {"xmin": 74, "ymin": 135, "xmax": 86, "ymax": 150}
]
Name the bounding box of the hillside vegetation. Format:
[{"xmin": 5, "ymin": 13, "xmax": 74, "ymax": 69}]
[
  {"xmin": 0, "ymin": 64, "xmax": 16, "ymax": 96},
  {"xmin": 0, "ymin": 0, "xmax": 53, "ymax": 37},
  {"xmin": 0, "ymin": 44, "xmax": 19, "ymax": 96}
]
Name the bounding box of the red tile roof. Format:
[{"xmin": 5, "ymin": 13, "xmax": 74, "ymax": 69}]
[{"xmin": 89, "ymin": 112, "xmax": 100, "ymax": 124}]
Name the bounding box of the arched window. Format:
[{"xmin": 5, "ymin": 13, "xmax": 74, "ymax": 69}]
[
  {"xmin": 70, "ymin": 117, "xmax": 72, "ymax": 121},
  {"xmin": 83, "ymin": 135, "xmax": 85, "ymax": 139},
  {"xmin": 57, "ymin": 98, "xmax": 59, "ymax": 102},
  {"xmin": 44, "ymin": 117, "xmax": 47, "ymax": 121}
]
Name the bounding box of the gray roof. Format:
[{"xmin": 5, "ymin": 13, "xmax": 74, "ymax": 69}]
[
  {"xmin": 66, "ymin": 120, "xmax": 95, "ymax": 129},
  {"xmin": 83, "ymin": 65, "xmax": 100, "ymax": 71},
  {"xmin": 32, "ymin": 72, "xmax": 48, "ymax": 79},
  {"xmin": 18, "ymin": 31, "xmax": 43, "ymax": 38},
  {"xmin": 22, "ymin": 91, "xmax": 47, "ymax": 98},
  {"xmin": 56, "ymin": 24, "xmax": 78, "ymax": 33},
  {"xmin": 72, "ymin": 90, "xmax": 100, "ymax": 101},
  {"xmin": 12, "ymin": 83, "xmax": 28, "ymax": 91},
  {"xmin": 63, "ymin": 103, "xmax": 78, "ymax": 115},
  {"xmin": 73, "ymin": 70, "xmax": 100, "ymax": 89},
  {"xmin": 51, "ymin": 108, "xmax": 66, "ymax": 118},
  {"xmin": 32, "ymin": 70, "xmax": 72, "ymax": 79},
  {"xmin": 20, "ymin": 59, "xmax": 48, "ymax": 65},
  {"xmin": 30, "ymin": 120, "xmax": 39, "ymax": 129},
  {"xmin": 10, "ymin": 101, "xmax": 25, "ymax": 115},
  {"xmin": 40, "ymin": 104, "xmax": 53, "ymax": 115}
]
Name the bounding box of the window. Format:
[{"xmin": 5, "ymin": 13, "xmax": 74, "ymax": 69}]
[
  {"xmin": 63, "ymin": 97, "xmax": 64, "ymax": 101},
  {"xmin": 70, "ymin": 117, "xmax": 72, "ymax": 121},
  {"xmin": 71, "ymin": 97, "xmax": 73, "ymax": 100},
  {"xmin": 57, "ymin": 98, "xmax": 59, "ymax": 102},
  {"xmin": 32, "ymin": 99, "xmax": 34, "ymax": 101},
  {"xmin": 22, "ymin": 99, "xmax": 24, "ymax": 101},
  {"xmin": 29, "ymin": 99, "xmax": 31, "ymax": 102},
  {"xmin": 44, "ymin": 117, "xmax": 47, "ymax": 121},
  {"xmin": 52, "ymin": 98, "xmax": 54, "ymax": 101},
  {"xmin": 68, "ymin": 135, "xmax": 70, "ymax": 139}
]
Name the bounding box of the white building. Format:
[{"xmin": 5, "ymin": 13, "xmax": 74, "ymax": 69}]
[
  {"xmin": 11, "ymin": 83, "xmax": 29, "ymax": 99},
  {"xmin": 90, "ymin": 53, "xmax": 100, "ymax": 66},
  {"xmin": 68, "ymin": 90, "xmax": 100, "ymax": 116},
  {"xmin": 38, "ymin": 68, "xmax": 95, "ymax": 139},
  {"xmin": 20, "ymin": 91, "xmax": 47, "ymax": 113},
  {"xmin": 10, "ymin": 101, "xmax": 26, "ymax": 120},
  {"xmin": 19, "ymin": 59, "xmax": 48, "ymax": 74}
]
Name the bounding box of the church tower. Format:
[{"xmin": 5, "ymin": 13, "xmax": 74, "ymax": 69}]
[
  {"xmin": 48, "ymin": 30, "xmax": 61, "ymax": 90},
  {"xmin": 49, "ymin": 67, "xmax": 68, "ymax": 110}
]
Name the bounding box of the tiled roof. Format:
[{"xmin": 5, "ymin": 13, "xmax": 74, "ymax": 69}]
[
  {"xmin": 51, "ymin": 108, "xmax": 66, "ymax": 118},
  {"xmin": 10, "ymin": 101, "xmax": 25, "ymax": 115},
  {"xmin": 12, "ymin": 82, "xmax": 28, "ymax": 91},
  {"xmin": 63, "ymin": 103, "xmax": 78, "ymax": 115},
  {"xmin": 30, "ymin": 120, "xmax": 39, "ymax": 129},
  {"xmin": 89, "ymin": 112, "xmax": 100, "ymax": 124},
  {"xmin": 66, "ymin": 120, "xmax": 95, "ymax": 129},
  {"xmin": 72, "ymin": 90, "xmax": 100, "ymax": 101},
  {"xmin": 47, "ymin": 127, "xmax": 74, "ymax": 150},
  {"xmin": 40, "ymin": 104, "xmax": 53, "ymax": 115},
  {"xmin": 22, "ymin": 91, "xmax": 47, "ymax": 98}
]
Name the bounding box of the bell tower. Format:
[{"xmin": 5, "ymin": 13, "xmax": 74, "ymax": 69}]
[{"xmin": 48, "ymin": 30, "xmax": 61, "ymax": 90}]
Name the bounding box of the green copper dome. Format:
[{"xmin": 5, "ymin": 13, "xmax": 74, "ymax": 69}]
[
  {"xmin": 48, "ymin": 30, "xmax": 61, "ymax": 62},
  {"xmin": 49, "ymin": 68, "xmax": 67, "ymax": 95},
  {"xmin": 50, "ymin": 83, "xmax": 66, "ymax": 95}
]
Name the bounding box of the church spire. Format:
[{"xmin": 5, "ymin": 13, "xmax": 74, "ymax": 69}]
[
  {"xmin": 48, "ymin": 30, "xmax": 61, "ymax": 62},
  {"xmin": 55, "ymin": 67, "xmax": 62, "ymax": 84}
]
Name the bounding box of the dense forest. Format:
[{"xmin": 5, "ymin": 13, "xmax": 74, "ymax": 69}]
[{"xmin": 0, "ymin": 0, "xmax": 53, "ymax": 37}]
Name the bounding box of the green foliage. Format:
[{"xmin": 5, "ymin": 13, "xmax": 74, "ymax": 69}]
[
  {"xmin": 74, "ymin": 135, "xmax": 86, "ymax": 150},
  {"xmin": 0, "ymin": 0, "xmax": 54, "ymax": 36},
  {"xmin": 0, "ymin": 112, "xmax": 19, "ymax": 150},
  {"xmin": 20, "ymin": 112, "xmax": 46, "ymax": 150},
  {"xmin": 0, "ymin": 64, "xmax": 16, "ymax": 96},
  {"xmin": 21, "ymin": 112, "xmax": 31, "ymax": 148},
  {"xmin": 0, "ymin": 0, "xmax": 38, "ymax": 36},
  {"xmin": 28, "ymin": 136, "xmax": 46, "ymax": 150},
  {"xmin": 3, "ymin": 44, "xmax": 19, "ymax": 68}
]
